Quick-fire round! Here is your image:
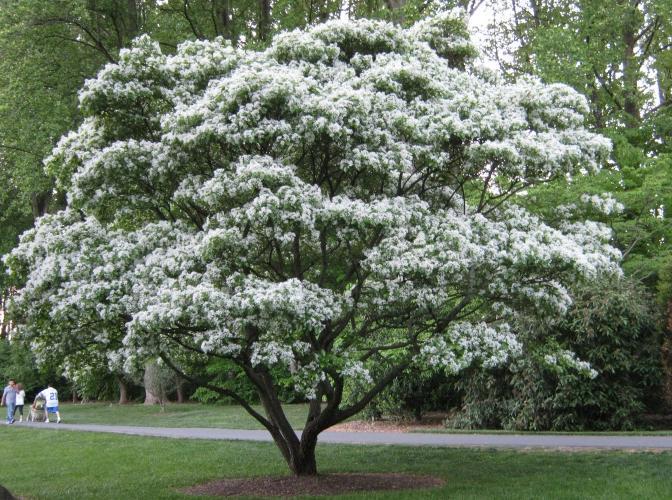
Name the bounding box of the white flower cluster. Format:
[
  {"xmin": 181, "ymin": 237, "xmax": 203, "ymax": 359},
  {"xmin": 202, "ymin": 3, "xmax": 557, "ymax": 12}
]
[
  {"xmin": 340, "ymin": 360, "xmax": 373, "ymax": 384},
  {"xmin": 580, "ymin": 193, "xmax": 625, "ymax": 215},
  {"xmin": 418, "ymin": 322, "xmax": 522, "ymax": 373},
  {"xmin": 544, "ymin": 350, "xmax": 598, "ymax": 379}
]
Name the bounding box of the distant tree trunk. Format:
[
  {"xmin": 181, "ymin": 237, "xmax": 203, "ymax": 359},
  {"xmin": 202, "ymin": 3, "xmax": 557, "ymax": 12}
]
[
  {"xmin": 175, "ymin": 378, "xmax": 186, "ymax": 404},
  {"xmin": 258, "ymin": 0, "xmax": 271, "ymax": 42},
  {"xmin": 213, "ymin": 0, "xmax": 234, "ymax": 41},
  {"xmin": 384, "ymin": 0, "xmax": 407, "ymax": 23},
  {"xmin": 0, "ymin": 290, "xmax": 9, "ymax": 339},
  {"xmin": 657, "ymin": 66, "xmax": 670, "ymax": 110},
  {"xmin": 71, "ymin": 385, "xmax": 79, "ymax": 404},
  {"xmin": 621, "ymin": 0, "xmax": 641, "ymax": 127},
  {"xmin": 30, "ymin": 190, "xmax": 51, "ymax": 219},
  {"xmin": 118, "ymin": 376, "xmax": 129, "ymax": 404},
  {"xmin": 384, "ymin": 0, "xmax": 407, "ymax": 9},
  {"xmin": 126, "ymin": 0, "xmax": 139, "ymax": 38},
  {"xmin": 143, "ymin": 362, "xmax": 162, "ymax": 405}
]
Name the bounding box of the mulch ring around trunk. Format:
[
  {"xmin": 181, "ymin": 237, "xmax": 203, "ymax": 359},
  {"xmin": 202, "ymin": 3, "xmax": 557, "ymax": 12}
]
[{"xmin": 180, "ymin": 473, "xmax": 445, "ymax": 497}]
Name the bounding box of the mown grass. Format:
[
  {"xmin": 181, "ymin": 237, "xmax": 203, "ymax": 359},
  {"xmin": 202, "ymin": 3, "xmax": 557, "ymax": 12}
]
[
  {"xmin": 60, "ymin": 402, "xmax": 672, "ymax": 437},
  {"xmin": 58, "ymin": 402, "xmax": 310, "ymax": 429},
  {"xmin": 0, "ymin": 426, "xmax": 670, "ymax": 499}
]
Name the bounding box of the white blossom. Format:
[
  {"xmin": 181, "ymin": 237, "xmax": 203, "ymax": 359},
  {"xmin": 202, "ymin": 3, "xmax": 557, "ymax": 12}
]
[{"xmin": 580, "ymin": 192, "xmax": 625, "ymax": 215}]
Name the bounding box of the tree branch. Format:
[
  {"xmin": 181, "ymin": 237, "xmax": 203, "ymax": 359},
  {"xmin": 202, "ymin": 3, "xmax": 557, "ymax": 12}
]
[
  {"xmin": 158, "ymin": 353, "xmax": 274, "ymax": 432},
  {"xmin": 0, "ymin": 143, "xmax": 42, "ymax": 158}
]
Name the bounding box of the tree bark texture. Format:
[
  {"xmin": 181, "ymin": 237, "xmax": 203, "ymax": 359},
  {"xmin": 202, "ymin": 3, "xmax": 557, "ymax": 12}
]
[
  {"xmin": 143, "ymin": 361, "xmax": 164, "ymax": 405},
  {"xmin": 0, "ymin": 290, "xmax": 9, "ymax": 339},
  {"xmin": 621, "ymin": 0, "xmax": 641, "ymax": 126},
  {"xmin": 118, "ymin": 376, "xmax": 129, "ymax": 404},
  {"xmin": 258, "ymin": 0, "xmax": 271, "ymax": 42},
  {"xmin": 175, "ymin": 377, "xmax": 185, "ymax": 403}
]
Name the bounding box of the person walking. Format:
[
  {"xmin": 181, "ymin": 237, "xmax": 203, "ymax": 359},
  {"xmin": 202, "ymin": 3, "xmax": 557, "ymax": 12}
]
[
  {"xmin": 36, "ymin": 384, "xmax": 60, "ymax": 423},
  {"xmin": 1, "ymin": 379, "xmax": 17, "ymax": 424},
  {"xmin": 13, "ymin": 383, "xmax": 25, "ymax": 423}
]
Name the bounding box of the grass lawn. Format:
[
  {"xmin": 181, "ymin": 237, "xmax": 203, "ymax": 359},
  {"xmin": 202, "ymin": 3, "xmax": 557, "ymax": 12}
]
[
  {"xmin": 58, "ymin": 402, "xmax": 310, "ymax": 429},
  {"xmin": 59, "ymin": 403, "xmax": 672, "ymax": 437},
  {"xmin": 0, "ymin": 426, "xmax": 670, "ymax": 499}
]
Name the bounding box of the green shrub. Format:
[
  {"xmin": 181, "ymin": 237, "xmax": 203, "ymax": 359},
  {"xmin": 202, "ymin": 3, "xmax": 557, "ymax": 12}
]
[
  {"xmin": 345, "ymin": 365, "xmax": 458, "ymax": 422},
  {"xmin": 446, "ymin": 277, "xmax": 663, "ymax": 431}
]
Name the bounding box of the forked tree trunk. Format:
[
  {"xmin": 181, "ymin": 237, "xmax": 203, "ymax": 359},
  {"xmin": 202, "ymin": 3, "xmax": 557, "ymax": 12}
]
[
  {"xmin": 267, "ymin": 424, "xmax": 319, "ymax": 476},
  {"xmin": 289, "ymin": 436, "xmax": 318, "ymax": 476},
  {"xmin": 241, "ymin": 357, "xmax": 410, "ymax": 476}
]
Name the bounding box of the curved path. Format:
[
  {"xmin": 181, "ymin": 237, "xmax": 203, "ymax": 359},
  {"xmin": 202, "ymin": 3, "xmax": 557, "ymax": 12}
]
[{"xmin": 21, "ymin": 423, "xmax": 672, "ymax": 450}]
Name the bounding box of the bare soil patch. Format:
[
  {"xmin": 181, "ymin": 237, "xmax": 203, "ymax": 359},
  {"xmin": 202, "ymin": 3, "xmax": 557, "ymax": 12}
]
[
  {"xmin": 181, "ymin": 473, "xmax": 445, "ymax": 497},
  {"xmin": 331, "ymin": 413, "xmax": 447, "ymax": 433}
]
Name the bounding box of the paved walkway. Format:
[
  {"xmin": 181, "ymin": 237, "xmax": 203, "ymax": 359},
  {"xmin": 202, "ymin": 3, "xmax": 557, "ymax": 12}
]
[{"xmin": 20, "ymin": 423, "xmax": 672, "ymax": 450}]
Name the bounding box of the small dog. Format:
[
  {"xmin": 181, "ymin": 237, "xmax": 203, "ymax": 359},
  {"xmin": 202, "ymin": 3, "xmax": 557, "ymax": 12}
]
[{"xmin": 28, "ymin": 398, "xmax": 47, "ymax": 422}]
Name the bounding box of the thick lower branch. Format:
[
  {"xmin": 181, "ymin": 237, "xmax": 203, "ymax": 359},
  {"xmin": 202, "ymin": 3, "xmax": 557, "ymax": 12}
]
[
  {"xmin": 333, "ymin": 360, "xmax": 411, "ymax": 424},
  {"xmin": 158, "ymin": 354, "xmax": 273, "ymax": 432}
]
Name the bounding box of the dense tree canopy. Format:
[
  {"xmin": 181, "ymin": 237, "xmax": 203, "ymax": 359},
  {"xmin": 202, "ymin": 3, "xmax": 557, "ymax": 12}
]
[{"xmin": 6, "ymin": 10, "xmax": 620, "ymax": 474}]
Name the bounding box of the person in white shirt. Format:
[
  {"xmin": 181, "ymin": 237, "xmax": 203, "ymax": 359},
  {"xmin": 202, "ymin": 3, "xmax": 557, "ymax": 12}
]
[
  {"xmin": 14, "ymin": 383, "xmax": 25, "ymax": 423},
  {"xmin": 36, "ymin": 384, "xmax": 60, "ymax": 423}
]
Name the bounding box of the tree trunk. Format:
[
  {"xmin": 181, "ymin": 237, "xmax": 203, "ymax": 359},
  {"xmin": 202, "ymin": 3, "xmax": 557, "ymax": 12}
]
[
  {"xmin": 118, "ymin": 376, "xmax": 129, "ymax": 404},
  {"xmin": 126, "ymin": 0, "xmax": 139, "ymax": 39},
  {"xmin": 175, "ymin": 378, "xmax": 185, "ymax": 403},
  {"xmin": 258, "ymin": 0, "xmax": 271, "ymax": 42},
  {"xmin": 30, "ymin": 190, "xmax": 51, "ymax": 219},
  {"xmin": 384, "ymin": 0, "xmax": 407, "ymax": 23},
  {"xmin": 621, "ymin": 1, "xmax": 641, "ymax": 126},
  {"xmin": 384, "ymin": 0, "xmax": 407, "ymax": 9},
  {"xmin": 0, "ymin": 290, "xmax": 9, "ymax": 339},
  {"xmin": 143, "ymin": 362, "xmax": 162, "ymax": 405},
  {"xmin": 290, "ymin": 436, "xmax": 318, "ymax": 476},
  {"xmin": 589, "ymin": 83, "xmax": 605, "ymax": 129},
  {"xmin": 214, "ymin": 0, "xmax": 233, "ymax": 40}
]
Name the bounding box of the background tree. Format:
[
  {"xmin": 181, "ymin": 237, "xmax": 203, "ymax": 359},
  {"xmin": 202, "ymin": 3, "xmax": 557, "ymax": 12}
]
[{"xmin": 481, "ymin": 0, "xmax": 672, "ymax": 282}]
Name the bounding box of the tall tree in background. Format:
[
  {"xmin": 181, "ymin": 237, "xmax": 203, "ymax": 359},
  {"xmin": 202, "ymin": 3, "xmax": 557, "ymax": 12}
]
[
  {"xmin": 480, "ymin": 0, "xmax": 672, "ymax": 283},
  {"xmin": 486, "ymin": 0, "xmax": 672, "ymax": 131}
]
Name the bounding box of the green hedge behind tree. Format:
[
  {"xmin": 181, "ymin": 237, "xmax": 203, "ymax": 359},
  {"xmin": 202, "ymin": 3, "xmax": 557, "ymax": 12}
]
[{"xmin": 446, "ymin": 277, "xmax": 663, "ymax": 431}]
